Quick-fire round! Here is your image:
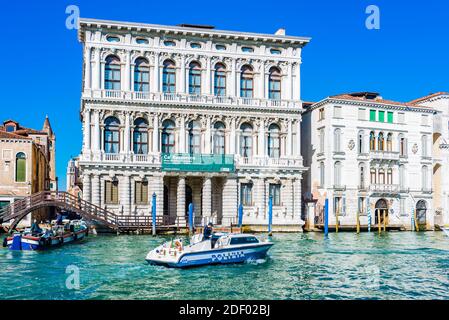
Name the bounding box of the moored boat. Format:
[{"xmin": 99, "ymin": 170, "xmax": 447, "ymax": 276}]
[
  {"xmin": 2, "ymin": 219, "xmax": 88, "ymax": 251},
  {"xmin": 146, "ymin": 233, "xmax": 273, "ymax": 268}
]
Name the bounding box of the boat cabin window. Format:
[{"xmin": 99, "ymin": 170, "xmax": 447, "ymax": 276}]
[{"xmin": 230, "ymin": 236, "xmax": 259, "ymax": 245}]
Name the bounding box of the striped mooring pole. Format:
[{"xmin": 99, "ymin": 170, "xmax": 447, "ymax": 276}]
[
  {"xmin": 188, "ymin": 203, "xmax": 194, "ymax": 235},
  {"xmin": 238, "ymin": 203, "xmax": 244, "ymax": 232},
  {"xmin": 324, "ymin": 199, "xmax": 329, "ymax": 238},
  {"xmin": 268, "ymin": 196, "xmax": 273, "ymax": 236},
  {"xmin": 151, "ymin": 193, "xmax": 156, "ymax": 236},
  {"xmin": 367, "ymin": 197, "xmax": 371, "ymax": 233}
]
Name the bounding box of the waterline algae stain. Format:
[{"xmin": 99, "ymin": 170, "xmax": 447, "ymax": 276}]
[{"xmin": 1, "ymin": 232, "xmax": 449, "ymax": 300}]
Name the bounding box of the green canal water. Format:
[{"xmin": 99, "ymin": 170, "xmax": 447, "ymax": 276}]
[{"xmin": 1, "ymin": 232, "xmax": 449, "ymax": 300}]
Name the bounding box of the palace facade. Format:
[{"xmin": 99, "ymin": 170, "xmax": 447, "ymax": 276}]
[
  {"xmin": 301, "ymin": 92, "xmax": 438, "ymax": 230},
  {"xmin": 76, "ymin": 19, "xmax": 310, "ymax": 229}
]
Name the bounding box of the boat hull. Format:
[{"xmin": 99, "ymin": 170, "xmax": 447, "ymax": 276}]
[
  {"xmin": 146, "ymin": 243, "xmax": 273, "ymax": 268},
  {"xmin": 5, "ymin": 229, "xmax": 88, "ymax": 251}
]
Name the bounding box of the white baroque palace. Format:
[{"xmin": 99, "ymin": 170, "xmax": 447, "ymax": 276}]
[
  {"xmin": 302, "ymin": 92, "xmax": 437, "ymax": 230},
  {"xmin": 76, "ymin": 18, "xmax": 310, "ymax": 229}
]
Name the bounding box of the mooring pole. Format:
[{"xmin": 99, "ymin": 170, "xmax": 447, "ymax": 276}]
[
  {"xmin": 377, "ymin": 210, "xmax": 381, "ymax": 234},
  {"xmin": 414, "ymin": 209, "xmax": 420, "ymax": 232},
  {"xmin": 188, "ymin": 203, "xmax": 194, "ymax": 235},
  {"xmin": 335, "ymin": 207, "xmax": 339, "ymax": 233},
  {"xmin": 238, "ymin": 203, "xmax": 243, "ymax": 233},
  {"xmin": 268, "ymin": 196, "xmax": 273, "ymax": 236},
  {"xmin": 324, "ymin": 199, "xmax": 329, "ymax": 238},
  {"xmin": 152, "ymin": 193, "xmax": 156, "ymax": 236},
  {"xmin": 356, "ymin": 211, "xmax": 360, "ymax": 234},
  {"xmin": 383, "ymin": 210, "xmax": 386, "ymax": 232},
  {"xmin": 367, "ymin": 198, "xmax": 371, "ymax": 233}
]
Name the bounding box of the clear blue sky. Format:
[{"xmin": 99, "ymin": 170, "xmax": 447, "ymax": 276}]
[{"xmin": 0, "ymin": 0, "xmax": 448, "ymax": 190}]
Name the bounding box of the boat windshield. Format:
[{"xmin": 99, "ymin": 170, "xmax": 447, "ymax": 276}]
[{"xmin": 229, "ymin": 236, "xmax": 259, "ymax": 245}]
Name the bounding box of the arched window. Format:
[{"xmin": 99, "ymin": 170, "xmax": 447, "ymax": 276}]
[
  {"xmin": 268, "ymin": 67, "xmax": 281, "ymax": 100},
  {"xmin": 370, "ymin": 168, "xmax": 377, "ymax": 184},
  {"xmin": 422, "ymin": 135, "xmax": 428, "ymax": 157},
  {"xmin": 162, "ymin": 60, "xmax": 176, "ymax": 93},
  {"xmin": 15, "ymin": 152, "xmax": 26, "ymax": 182},
  {"xmin": 268, "ymin": 123, "xmax": 281, "ymax": 158},
  {"xmin": 240, "ymin": 123, "xmax": 253, "ymax": 157},
  {"xmin": 334, "ymin": 128, "xmax": 341, "ymax": 152},
  {"xmin": 104, "ymin": 117, "xmax": 120, "ymax": 154},
  {"xmin": 133, "ymin": 118, "xmax": 148, "ymax": 154},
  {"xmin": 214, "ymin": 63, "xmax": 226, "ymax": 96},
  {"xmin": 378, "ymin": 132, "xmax": 385, "ymax": 151},
  {"xmin": 370, "ymin": 131, "xmax": 376, "ymax": 151},
  {"xmin": 188, "ymin": 120, "xmax": 201, "ymax": 154},
  {"xmin": 399, "ymin": 134, "xmax": 406, "ymax": 156},
  {"xmin": 240, "ymin": 65, "xmax": 253, "ymax": 98},
  {"xmin": 334, "ymin": 161, "xmax": 342, "ymax": 187},
  {"xmin": 105, "ymin": 55, "xmax": 121, "ymax": 90},
  {"xmin": 359, "ymin": 163, "xmax": 365, "ymax": 188},
  {"xmin": 422, "ymin": 165, "xmax": 428, "ymax": 190},
  {"xmin": 320, "ymin": 162, "xmax": 325, "ymax": 187},
  {"xmin": 358, "ymin": 131, "xmax": 364, "ymax": 154},
  {"xmin": 188, "ymin": 62, "xmax": 201, "ymax": 95},
  {"xmin": 134, "ymin": 58, "xmax": 149, "ymax": 92},
  {"xmin": 387, "ymin": 133, "xmax": 393, "ymax": 151},
  {"xmin": 161, "ymin": 119, "xmax": 175, "ymax": 154},
  {"xmin": 378, "ymin": 169, "xmax": 385, "ymax": 184},
  {"xmin": 213, "ymin": 121, "xmax": 226, "ymax": 155},
  {"xmin": 387, "ymin": 168, "xmax": 393, "ymax": 185}
]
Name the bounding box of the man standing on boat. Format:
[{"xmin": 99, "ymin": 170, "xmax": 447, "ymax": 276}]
[{"xmin": 203, "ymin": 223, "xmax": 213, "ymax": 239}]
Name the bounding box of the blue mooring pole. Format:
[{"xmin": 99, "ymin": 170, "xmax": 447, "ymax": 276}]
[
  {"xmin": 268, "ymin": 196, "xmax": 273, "ymax": 236},
  {"xmin": 238, "ymin": 203, "xmax": 243, "ymax": 232},
  {"xmin": 188, "ymin": 203, "xmax": 194, "ymax": 235},
  {"xmin": 151, "ymin": 193, "xmax": 157, "ymax": 236},
  {"xmin": 324, "ymin": 198, "xmax": 329, "ymax": 238}
]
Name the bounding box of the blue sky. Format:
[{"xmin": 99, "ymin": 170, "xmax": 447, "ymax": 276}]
[{"xmin": 0, "ymin": 0, "xmax": 448, "ymax": 190}]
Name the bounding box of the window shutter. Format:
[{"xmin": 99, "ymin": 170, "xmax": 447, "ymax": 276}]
[
  {"xmin": 142, "ymin": 182, "xmax": 148, "ymax": 204},
  {"xmin": 16, "ymin": 158, "xmax": 26, "ymax": 182},
  {"xmin": 370, "ymin": 110, "xmax": 376, "ymax": 122},
  {"xmin": 342, "ymin": 197, "xmax": 346, "ymax": 215},
  {"xmin": 112, "ymin": 181, "xmax": 118, "ymax": 204},
  {"xmin": 135, "ymin": 182, "xmax": 142, "ymax": 204},
  {"xmin": 105, "ymin": 181, "xmax": 112, "ymax": 203}
]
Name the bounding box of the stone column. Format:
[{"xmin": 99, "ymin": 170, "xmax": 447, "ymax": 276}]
[
  {"xmin": 258, "ymin": 119, "xmax": 265, "ymax": 157},
  {"xmin": 152, "ymin": 113, "xmax": 159, "ymax": 153},
  {"xmin": 124, "ymin": 112, "xmax": 130, "ymax": 155},
  {"xmin": 92, "ymin": 48, "xmax": 101, "ymax": 90},
  {"xmin": 230, "ymin": 118, "xmax": 236, "ymax": 154},
  {"xmin": 82, "ymin": 173, "xmax": 91, "ymax": 203},
  {"xmin": 295, "ymin": 119, "xmax": 301, "ymax": 157},
  {"xmin": 203, "ymin": 177, "xmax": 212, "ymax": 222},
  {"xmin": 294, "ymin": 60, "xmax": 301, "ymax": 101},
  {"xmin": 150, "ymin": 175, "xmax": 164, "ymax": 216},
  {"xmin": 230, "ymin": 59, "xmax": 236, "ymax": 97},
  {"xmin": 179, "ymin": 116, "xmax": 186, "ymax": 153},
  {"xmin": 256, "ymin": 178, "xmax": 266, "ymax": 218},
  {"xmin": 124, "ymin": 51, "xmax": 131, "ymax": 92},
  {"xmin": 177, "ymin": 176, "xmax": 186, "ymax": 226},
  {"xmin": 205, "ymin": 117, "xmax": 211, "ymax": 154},
  {"xmin": 205, "ymin": 57, "xmax": 211, "ymax": 95},
  {"xmin": 93, "ymin": 111, "xmax": 101, "ymax": 157},
  {"xmin": 222, "ymin": 177, "xmax": 238, "ymax": 226},
  {"xmin": 179, "ymin": 55, "xmax": 186, "ymax": 94},
  {"xmin": 83, "ymin": 109, "xmax": 91, "ymax": 156},
  {"xmin": 153, "ymin": 53, "xmax": 160, "ymax": 93},
  {"xmin": 294, "ymin": 178, "xmax": 304, "ymax": 224},
  {"xmin": 121, "ymin": 174, "xmax": 131, "ymax": 215},
  {"xmin": 84, "ymin": 46, "xmax": 91, "ymax": 90},
  {"xmin": 259, "ymin": 65, "xmax": 265, "ymax": 99},
  {"xmin": 92, "ymin": 174, "xmax": 100, "ymax": 206},
  {"xmin": 284, "ymin": 179, "xmax": 294, "ymax": 217},
  {"xmin": 286, "ymin": 119, "xmax": 293, "ymax": 157}
]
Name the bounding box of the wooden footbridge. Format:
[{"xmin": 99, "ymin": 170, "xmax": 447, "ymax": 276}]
[{"xmin": 0, "ymin": 191, "xmax": 182, "ymax": 233}]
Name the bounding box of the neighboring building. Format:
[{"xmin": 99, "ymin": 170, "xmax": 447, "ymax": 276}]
[
  {"xmin": 302, "ymin": 92, "xmax": 436, "ymax": 230},
  {"xmin": 0, "ymin": 117, "xmax": 57, "ymax": 226},
  {"xmin": 66, "ymin": 157, "xmax": 82, "ymax": 198},
  {"xmin": 76, "ymin": 18, "xmax": 310, "ymax": 230},
  {"xmin": 409, "ymin": 92, "xmax": 449, "ymax": 228}
]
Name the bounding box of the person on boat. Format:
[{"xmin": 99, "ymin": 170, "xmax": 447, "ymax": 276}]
[
  {"xmin": 56, "ymin": 213, "xmax": 64, "ymax": 226},
  {"xmin": 203, "ymin": 223, "xmax": 213, "ymax": 240},
  {"xmin": 30, "ymin": 220, "xmax": 42, "ymax": 235}
]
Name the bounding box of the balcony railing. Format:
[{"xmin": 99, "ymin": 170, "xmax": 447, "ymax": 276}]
[
  {"xmin": 84, "ymin": 90, "xmax": 301, "ymax": 109},
  {"xmin": 369, "ymin": 184, "xmax": 399, "ymax": 193},
  {"xmin": 369, "ymin": 150, "xmax": 400, "ymax": 161},
  {"xmin": 236, "ymin": 156, "xmax": 303, "ymax": 168}
]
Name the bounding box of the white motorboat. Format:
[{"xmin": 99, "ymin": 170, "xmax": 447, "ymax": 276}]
[{"xmin": 145, "ymin": 233, "xmax": 273, "ymax": 268}]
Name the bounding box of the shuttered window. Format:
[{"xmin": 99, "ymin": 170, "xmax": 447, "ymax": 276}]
[
  {"xmin": 378, "ymin": 111, "xmax": 385, "ymax": 122},
  {"xmin": 369, "ymin": 110, "xmax": 376, "ymax": 122},
  {"xmin": 135, "ymin": 181, "xmax": 149, "ymax": 205},
  {"xmin": 105, "ymin": 181, "xmax": 119, "ymax": 204},
  {"xmin": 15, "ymin": 152, "xmax": 26, "ymax": 182},
  {"xmin": 387, "ymin": 112, "xmax": 394, "ymax": 123}
]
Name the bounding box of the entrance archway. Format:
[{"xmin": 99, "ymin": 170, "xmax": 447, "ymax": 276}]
[
  {"xmin": 416, "ymin": 200, "xmax": 427, "ymax": 226},
  {"xmin": 375, "ymin": 199, "xmax": 389, "ymax": 225},
  {"xmin": 163, "ymin": 185, "xmax": 169, "ymax": 216}
]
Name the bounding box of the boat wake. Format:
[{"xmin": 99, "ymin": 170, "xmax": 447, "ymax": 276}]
[{"xmin": 245, "ymin": 258, "xmax": 268, "ymax": 265}]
